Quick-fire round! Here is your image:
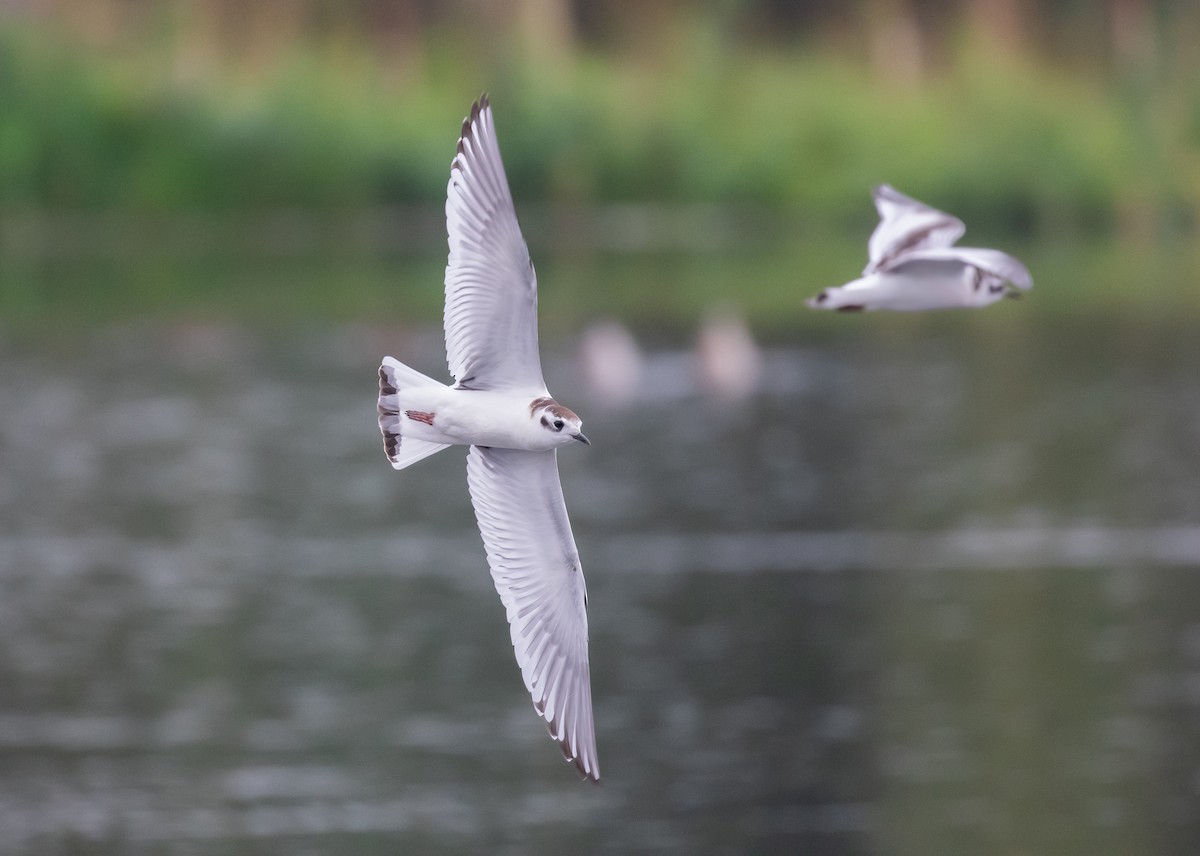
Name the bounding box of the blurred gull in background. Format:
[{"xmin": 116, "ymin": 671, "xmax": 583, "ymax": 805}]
[
  {"xmin": 807, "ymin": 184, "xmax": 1032, "ymax": 312},
  {"xmin": 578, "ymin": 319, "xmax": 643, "ymax": 408},
  {"xmin": 695, "ymin": 305, "xmax": 762, "ymax": 401}
]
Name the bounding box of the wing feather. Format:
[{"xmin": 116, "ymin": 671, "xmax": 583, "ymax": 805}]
[
  {"xmin": 898, "ymin": 247, "xmax": 1033, "ymax": 290},
  {"xmin": 444, "ymin": 96, "xmax": 546, "ymax": 390},
  {"xmin": 466, "ymin": 446, "xmax": 599, "ymax": 782},
  {"xmin": 866, "ymin": 184, "xmax": 966, "ymax": 275}
]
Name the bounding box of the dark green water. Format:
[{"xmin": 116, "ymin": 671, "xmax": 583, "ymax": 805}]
[{"xmin": 0, "ymin": 307, "xmax": 1198, "ymax": 855}]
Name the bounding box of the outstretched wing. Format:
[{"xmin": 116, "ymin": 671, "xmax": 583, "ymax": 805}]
[
  {"xmin": 444, "ymin": 95, "xmax": 546, "ymax": 391},
  {"xmin": 866, "ymin": 184, "xmax": 966, "ymax": 275},
  {"xmin": 901, "ymin": 246, "xmax": 1033, "ymax": 291},
  {"xmin": 466, "ymin": 446, "xmax": 599, "ymax": 782}
]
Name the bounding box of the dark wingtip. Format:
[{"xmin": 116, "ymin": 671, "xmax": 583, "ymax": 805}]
[
  {"xmin": 836, "ymin": 304, "xmax": 866, "ymax": 313},
  {"xmin": 538, "ymin": 709, "xmax": 599, "ymax": 783},
  {"xmin": 456, "ymin": 94, "xmax": 491, "ymax": 159},
  {"xmin": 560, "ymin": 739, "xmax": 600, "ymax": 784},
  {"xmin": 468, "ymin": 94, "xmax": 488, "ymax": 128},
  {"xmin": 571, "ymin": 755, "xmax": 601, "ymax": 784}
]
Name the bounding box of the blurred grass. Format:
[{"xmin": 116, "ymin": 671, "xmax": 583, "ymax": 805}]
[
  {"xmin": 2, "ymin": 20, "xmax": 1197, "ymax": 231},
  {"xmin": 1, "ymin": 18, "xmax": 1199, "ymax": 326}
]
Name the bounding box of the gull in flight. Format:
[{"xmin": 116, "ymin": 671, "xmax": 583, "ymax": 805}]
[
  {"xmin": 377, "ymin": 96, "xmax": 599, "ymax": 782},
  {"xmin": 807, "ymin": 184, "xmax": 1032, "ymax": 311}
]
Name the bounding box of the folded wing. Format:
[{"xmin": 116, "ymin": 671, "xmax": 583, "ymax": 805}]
[
  {"xmin": 444, "ymin": 95, "xmax": 546, "ymax": 391},
  {"xmin": 465, "ymin": 446, "xmax": 599, "ymax": 782},
  {"xmin": 899, "ymin": 246, "xmax": 1033, "ymax": 291},
  {"xmin": 866, "ymin": 184, "xmax": 966, "ymax": 275}
]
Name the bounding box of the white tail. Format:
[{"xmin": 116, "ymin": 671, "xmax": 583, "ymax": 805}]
[{"xmin": 377, "ymin": 357, "xmax": 451, "ymax": 469}]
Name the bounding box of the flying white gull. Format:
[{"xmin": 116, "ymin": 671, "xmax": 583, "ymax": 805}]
[
  {"xmin": 807, "ymin": 184, "xmax": 1032, "ymax": 311},
  {"xmin": 377, "ymin": 96, "xmax": 599, "ymax": 782}
]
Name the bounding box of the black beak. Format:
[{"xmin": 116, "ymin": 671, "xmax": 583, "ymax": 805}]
[{"xmin": 573, "ymin": 432, "xmax": 591, "ymax": 445}]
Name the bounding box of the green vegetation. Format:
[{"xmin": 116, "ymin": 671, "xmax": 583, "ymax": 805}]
[
  {"xmin": 1, "ymin": 20, "xmax": 1197, "ymax": 234},
  {"xmin": 1, "ymin": 13, "xmax": 1199, "ymax": 327}
]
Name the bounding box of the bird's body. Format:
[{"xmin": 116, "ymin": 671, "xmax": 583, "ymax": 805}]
[
  {"xmin": 377, "ymin": 96, "xmax": 599, "ymax": 782},
  {"xmin": 808, "ymin": 185, "xmax": 1032, "ymax": 312},
  {"xmin": 381, "ymin": 370, "xmax": 572, "ymax": 452},
  {"xmin": 817, "ymin": 255, "xmax": 1004, "ymax": 312}
]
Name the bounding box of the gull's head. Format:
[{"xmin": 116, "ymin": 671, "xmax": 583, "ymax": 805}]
[
  {"xmin": 966, "ymin": 267, "xmax": 1018, "ymax": 307},
  {"xmin": 530, "ymin": 397, "xmax": 589, "ymax": 447}
]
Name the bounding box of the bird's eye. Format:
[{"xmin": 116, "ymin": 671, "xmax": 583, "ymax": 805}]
[{"xmin": 553, "ymin": 419, "xmax": 564, "ymax": 430}]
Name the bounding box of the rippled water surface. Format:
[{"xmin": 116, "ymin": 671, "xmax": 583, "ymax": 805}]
[{"xmin": 1, "ymin": 316, "xmax": 1199, "ymax": 855}]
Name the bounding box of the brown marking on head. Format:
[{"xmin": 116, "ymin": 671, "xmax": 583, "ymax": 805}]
[
  {"xmin": 548, "ymin": 404, "xmax": 579, "ymax": 420},
  {"xmin": 529, "ymin": 397, "xmax": 579, "ymax": 421}
]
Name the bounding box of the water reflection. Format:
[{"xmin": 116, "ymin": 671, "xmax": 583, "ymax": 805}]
[{"xmin": 0, "ymin": 319, "xmax": 1198, "ymax": 854}]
